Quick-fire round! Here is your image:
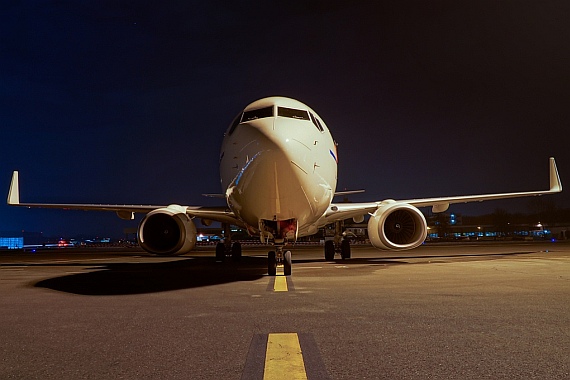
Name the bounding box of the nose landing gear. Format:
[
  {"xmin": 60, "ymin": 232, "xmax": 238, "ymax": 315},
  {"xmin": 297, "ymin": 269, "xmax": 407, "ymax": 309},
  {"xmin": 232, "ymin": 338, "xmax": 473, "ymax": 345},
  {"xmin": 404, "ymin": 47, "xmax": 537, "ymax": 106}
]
[{"xmin": 268, "ymin": 246, "xmax": 292, "ymax": 276}]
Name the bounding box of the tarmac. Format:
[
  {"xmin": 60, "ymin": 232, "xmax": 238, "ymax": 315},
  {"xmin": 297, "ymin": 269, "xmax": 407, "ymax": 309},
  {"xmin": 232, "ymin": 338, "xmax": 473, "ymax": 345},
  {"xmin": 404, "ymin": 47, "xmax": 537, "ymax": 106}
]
[{"xmin": 1, "ymin": 241, "xmax": 569, "ymax": 379}]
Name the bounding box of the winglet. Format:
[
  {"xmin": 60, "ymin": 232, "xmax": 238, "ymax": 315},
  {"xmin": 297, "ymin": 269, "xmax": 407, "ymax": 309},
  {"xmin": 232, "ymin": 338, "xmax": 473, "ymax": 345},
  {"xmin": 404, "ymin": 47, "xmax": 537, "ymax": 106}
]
[
  {"xmin": 549, "ymin": 157, "xmax": 562, "ymax": 193},
  {"xmin": 7, "ymin": 171, "xmax": 19, "ymax": 205}
]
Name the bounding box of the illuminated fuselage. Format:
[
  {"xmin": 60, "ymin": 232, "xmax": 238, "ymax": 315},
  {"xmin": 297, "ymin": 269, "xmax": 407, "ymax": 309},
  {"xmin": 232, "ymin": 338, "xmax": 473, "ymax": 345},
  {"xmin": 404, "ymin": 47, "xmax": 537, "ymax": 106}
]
[{"xmin": 220, "ymin": 97, "xmax": 338, "ymax": 241}]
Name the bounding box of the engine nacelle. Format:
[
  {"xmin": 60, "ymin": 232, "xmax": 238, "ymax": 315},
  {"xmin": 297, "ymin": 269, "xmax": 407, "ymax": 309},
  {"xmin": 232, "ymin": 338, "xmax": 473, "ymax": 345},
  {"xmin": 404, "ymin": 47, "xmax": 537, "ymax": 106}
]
[
  {"xmin": 138, "ymin": 205, "xmax": 197, "ymax": 255},
  {"xmin": 368, "ymin": 201, "xmax": 427, "ymax": 251}
]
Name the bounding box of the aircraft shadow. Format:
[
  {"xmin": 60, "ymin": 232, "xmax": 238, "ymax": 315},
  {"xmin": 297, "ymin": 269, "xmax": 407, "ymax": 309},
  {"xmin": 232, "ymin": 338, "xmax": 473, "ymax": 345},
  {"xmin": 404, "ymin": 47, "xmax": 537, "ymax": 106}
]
[
  {"xmin": 34, "ymin": 256, "xmax": 268, "ymax": 296},
  {"xmin": 293, "ymin": 250, "xmax": 537, "ymax": 266},
  {"xmin": 293, "ymin": 258, "xmax": 410, "ymax": 266},
  {"xmin": 32, "ymin": 251, "xmax": 539, "ymax": 295}
]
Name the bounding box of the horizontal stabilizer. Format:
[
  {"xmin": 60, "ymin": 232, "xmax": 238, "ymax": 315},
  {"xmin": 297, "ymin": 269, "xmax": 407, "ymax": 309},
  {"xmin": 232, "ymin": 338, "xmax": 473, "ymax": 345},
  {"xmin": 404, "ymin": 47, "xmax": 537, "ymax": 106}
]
[
  {"xmin": 202, "ymin": 193, "xmax": 226, "ymax": 198},
  {"xmin": 334, "ymin": 189, "xmax": 365, "ymax": 197}
]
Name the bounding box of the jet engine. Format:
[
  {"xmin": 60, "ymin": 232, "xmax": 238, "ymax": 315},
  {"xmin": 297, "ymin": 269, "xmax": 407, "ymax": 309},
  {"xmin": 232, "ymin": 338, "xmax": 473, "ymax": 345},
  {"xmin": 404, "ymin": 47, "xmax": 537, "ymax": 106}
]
[
  {"xmin": 138, "ymin": 205, "xmax": 197, "ymax": 255},
  {"xmin": 368, "ymin": 201, "xmax": 427, "ymax": 251}
]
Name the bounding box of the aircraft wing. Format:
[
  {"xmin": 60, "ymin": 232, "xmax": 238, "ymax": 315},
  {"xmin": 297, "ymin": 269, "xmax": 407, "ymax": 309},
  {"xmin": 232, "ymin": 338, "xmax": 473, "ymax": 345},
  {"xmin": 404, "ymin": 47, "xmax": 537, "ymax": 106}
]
[
  {"xmin": 323, "ymin": 157, "xmax": 562, "ymax": 223},
  {"xmin": 6, "ymin": 171, "xmax": 243, "ymax": 226}
]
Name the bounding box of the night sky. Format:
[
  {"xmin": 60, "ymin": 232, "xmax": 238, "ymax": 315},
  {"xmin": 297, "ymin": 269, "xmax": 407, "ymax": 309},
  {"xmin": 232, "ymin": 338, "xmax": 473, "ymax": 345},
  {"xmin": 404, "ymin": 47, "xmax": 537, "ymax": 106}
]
[{"xmin": 1, "ymin": 1, "xmax": 569, "ymax": 238}]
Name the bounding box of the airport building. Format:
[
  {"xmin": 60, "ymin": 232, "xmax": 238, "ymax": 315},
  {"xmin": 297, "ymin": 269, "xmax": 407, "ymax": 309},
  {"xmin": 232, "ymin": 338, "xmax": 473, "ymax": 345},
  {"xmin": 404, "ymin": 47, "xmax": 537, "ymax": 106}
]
[
  {"xmin": 425, "ymin": 212, "xmax": 569, "ymax": 241},
  {"xmin": 0, "ymin": 232, "xmax": 24, "ymax": 250}
]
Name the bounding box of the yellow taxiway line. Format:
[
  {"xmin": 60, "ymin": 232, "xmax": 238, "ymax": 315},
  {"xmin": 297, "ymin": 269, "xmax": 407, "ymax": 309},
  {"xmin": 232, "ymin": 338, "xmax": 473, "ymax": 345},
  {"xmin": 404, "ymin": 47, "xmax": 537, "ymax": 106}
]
[
  {"xmin": 263, "ymin": 333, "xmax": 307, "ymax": 380},
  {"xmin": 273, "ymin": 276, "xmax": 288, "ymax": 292}
]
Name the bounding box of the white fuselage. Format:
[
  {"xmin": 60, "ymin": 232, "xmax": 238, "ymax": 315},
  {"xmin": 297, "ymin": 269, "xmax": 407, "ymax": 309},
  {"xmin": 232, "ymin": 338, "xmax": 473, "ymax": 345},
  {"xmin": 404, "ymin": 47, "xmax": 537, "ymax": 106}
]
[{"xmin": 220, "ymin": 97, "xmax": 337, "ymax": 240}]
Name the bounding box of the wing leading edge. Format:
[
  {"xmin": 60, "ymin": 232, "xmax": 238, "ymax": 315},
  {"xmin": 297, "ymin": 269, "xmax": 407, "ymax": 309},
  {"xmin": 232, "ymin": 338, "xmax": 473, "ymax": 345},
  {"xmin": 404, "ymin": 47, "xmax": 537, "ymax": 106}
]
[
  {"xmin": 6, "ymin": 171, "xmax": 242, "ymax": 226},
  {"xmin": 6, "ymin": 158, "xmax": 562, "ymax": 229},
  {"xmin": 324, "ymin": 157, "xmax": 562, "ymax": 223}
]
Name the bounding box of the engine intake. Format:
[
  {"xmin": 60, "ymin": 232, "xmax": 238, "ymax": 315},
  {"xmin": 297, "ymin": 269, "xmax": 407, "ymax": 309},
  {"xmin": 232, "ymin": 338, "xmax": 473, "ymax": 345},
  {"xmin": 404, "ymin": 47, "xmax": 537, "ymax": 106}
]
[
  {"xmin": 368, "ymin": 202, "xmax": 427, "ymax": 251},
  {"xmin": 138, "ymin": 205, "xmax": 196, "ymax": 255}
]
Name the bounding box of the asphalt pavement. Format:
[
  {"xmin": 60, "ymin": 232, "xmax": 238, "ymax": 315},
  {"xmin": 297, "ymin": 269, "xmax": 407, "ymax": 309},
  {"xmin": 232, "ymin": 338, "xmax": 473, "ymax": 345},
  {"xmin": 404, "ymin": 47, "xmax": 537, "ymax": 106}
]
[{"xmin": 1, "ymin": 241, "xmax": 569, "ymax": 379}]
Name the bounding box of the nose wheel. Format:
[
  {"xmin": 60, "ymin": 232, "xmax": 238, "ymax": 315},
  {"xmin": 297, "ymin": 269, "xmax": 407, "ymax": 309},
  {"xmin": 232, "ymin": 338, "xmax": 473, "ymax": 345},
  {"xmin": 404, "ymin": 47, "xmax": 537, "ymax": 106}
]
[
  {"xmin": 267, "ymin": 247, "xmax": 292, "ymax": 276},
  {"xmin": 283, "ymin": 250, "xmax": 292, "ymax": 276},
  {"xmin": 268, "ymin": 251, "xmax": 276, "ymax": 275}
]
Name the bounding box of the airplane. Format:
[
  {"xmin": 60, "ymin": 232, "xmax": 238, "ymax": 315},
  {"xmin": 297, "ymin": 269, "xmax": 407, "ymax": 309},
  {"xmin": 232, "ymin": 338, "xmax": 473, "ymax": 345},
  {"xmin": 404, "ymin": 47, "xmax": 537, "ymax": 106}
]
[{"xmin": 7, "ymin": 96, "xmax": 562, "ymax": 275}]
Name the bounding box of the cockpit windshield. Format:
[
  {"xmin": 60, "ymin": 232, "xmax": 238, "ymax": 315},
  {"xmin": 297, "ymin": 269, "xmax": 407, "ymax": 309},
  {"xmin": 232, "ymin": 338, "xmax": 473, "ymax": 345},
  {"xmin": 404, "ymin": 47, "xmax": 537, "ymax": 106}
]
[
  {"xmin": 241, "ymin": 106, "xmax": 274, "ymax": 122},
  {"xmin": 277, "ymin": 107, "xmax": 310, "ymax": 121},
  {"xmin": 229, "ymin": 104, "xmax": 322, "ymax": 136}
]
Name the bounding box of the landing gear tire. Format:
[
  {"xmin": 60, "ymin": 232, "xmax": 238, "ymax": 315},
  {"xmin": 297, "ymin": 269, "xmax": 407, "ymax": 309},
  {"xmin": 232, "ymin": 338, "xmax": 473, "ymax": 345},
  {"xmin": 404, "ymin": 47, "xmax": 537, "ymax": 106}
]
[
  {"xmin": 341, "ymin": 239, "xmax": 351, "ymax": 259},
  {"xmin": 215, "ymin": 242, "xmax": 225, "ymax": 262},
  {"xmin": 231, "ymin": 242, "xmax": 242, "ymax": 262},
  {"xmin": 283, "ymin": 250, "xmax": 292, "ymax": 276},
  {"xmin": 268, "ymin": 251, "xmax": 277, "ymax": 276},
  {"xmin": 324, "ymin": 240, "xmax": 335, "ymax": 261}
]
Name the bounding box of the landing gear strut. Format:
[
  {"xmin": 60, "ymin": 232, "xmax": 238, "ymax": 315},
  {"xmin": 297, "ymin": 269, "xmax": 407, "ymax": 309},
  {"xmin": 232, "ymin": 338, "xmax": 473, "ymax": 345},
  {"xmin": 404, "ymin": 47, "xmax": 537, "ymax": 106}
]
[{"xmin": 267, "ymin": 246, "xmax": 292, "ymax": 276}]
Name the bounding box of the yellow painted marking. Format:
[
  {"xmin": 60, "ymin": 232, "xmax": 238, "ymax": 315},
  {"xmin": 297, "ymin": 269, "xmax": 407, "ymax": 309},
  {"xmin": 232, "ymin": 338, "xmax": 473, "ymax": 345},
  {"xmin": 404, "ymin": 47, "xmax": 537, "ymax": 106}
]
[
  {"xmin": 274, "ymin": 276, "xmax": 288, "ymax": 292},
  {"xmin": 264, "ymin": 333, "xmax": 307, "ymax": 380}
]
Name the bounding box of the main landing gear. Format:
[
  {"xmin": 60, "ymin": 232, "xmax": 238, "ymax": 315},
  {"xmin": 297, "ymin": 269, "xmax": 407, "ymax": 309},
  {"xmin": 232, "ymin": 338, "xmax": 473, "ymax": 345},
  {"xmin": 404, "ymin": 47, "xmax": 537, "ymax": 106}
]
[
  {"xmin": 324, "ymin": 239, "xmax": 351, "ymax": 261},
  {"xmin": 268, "ymin": 246, "xmax": 292, "ymax": 276},
  {"xmin": 215, "ymin": 241, "xmax": 242, "ymax": 262},
  {"xmin": 215, "ymin": 223, "xmax": 242, "ymax": 262},
  {"xmin": 324, "ymin": 220, "xmax": 351, "ymax": 261}
]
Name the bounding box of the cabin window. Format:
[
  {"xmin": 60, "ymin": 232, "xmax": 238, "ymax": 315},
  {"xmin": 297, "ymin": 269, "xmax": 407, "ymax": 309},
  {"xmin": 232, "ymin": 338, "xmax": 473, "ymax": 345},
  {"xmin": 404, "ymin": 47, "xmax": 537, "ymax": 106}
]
[
  {"xmin": 277, "ymin": 107, "xmax": 310, "ymax": 121},
  {"xmin": 241, "ymin": 106, "xmax": 274, "ymax": 122}
]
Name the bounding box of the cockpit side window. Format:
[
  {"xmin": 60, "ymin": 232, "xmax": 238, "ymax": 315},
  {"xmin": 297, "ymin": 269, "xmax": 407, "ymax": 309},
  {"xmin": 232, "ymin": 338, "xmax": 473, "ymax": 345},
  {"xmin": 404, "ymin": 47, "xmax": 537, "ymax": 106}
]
[
  {"xmin": 309, "ymin": 112, "xmax": 324, "ymax": 132},
  {"xmin": 228, "ymin": 112, "xmax": 242, "ymax": 136},
  {"xmin": 241, "ymin": 106, "xmax": 274, "ymax": 122},
  {"xmin": 278, "ymin": 107, "xmax": 310, "ymax": 121}
]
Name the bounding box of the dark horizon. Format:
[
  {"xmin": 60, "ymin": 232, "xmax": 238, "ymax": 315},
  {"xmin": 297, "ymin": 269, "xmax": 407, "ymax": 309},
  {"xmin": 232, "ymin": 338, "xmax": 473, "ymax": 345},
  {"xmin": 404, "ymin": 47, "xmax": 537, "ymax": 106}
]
[
  {"xmin": 2, "ymin": 204, "xmax": 566, "ymax": 242},
  {"xmin": 1, "ymin": 2, "xmax": 569, "ymax": 237}
]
